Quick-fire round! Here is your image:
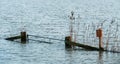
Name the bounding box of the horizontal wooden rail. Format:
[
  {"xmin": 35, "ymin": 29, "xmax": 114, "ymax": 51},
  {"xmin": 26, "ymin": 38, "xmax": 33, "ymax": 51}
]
[
  {"xmin": 65, "ymin": 41, "xmax": 102, "ymax": 51},
  {"xmin": 5, "ymin": 36, "xmax": 21, "ymax": 41}
]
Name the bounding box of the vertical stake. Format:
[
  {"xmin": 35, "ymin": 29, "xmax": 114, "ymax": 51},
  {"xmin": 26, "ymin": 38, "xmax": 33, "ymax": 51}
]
[
  {"xmin": 65, "ymin": 36, "xmax": 72, "ymax": 48},
  {"xmin": 21, "ymin": 32, "xmax": 27, "ymax": 43}
]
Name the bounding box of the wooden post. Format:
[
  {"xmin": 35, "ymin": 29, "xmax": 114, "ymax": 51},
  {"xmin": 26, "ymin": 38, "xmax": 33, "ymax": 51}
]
[
  {"xmin": 21, "ymin": 32, "xmax": 27, "ymax": 43},
  {"xmin": 65, "ymin": 36, "xmax": 72, "ymax": 48},
  {"xmin": 96, "ymin": 29, "xmax": 104, "ymax": 50}
]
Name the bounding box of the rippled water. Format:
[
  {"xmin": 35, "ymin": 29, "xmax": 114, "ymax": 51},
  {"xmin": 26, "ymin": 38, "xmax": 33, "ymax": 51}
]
[
  {"xmin": 0, "ymin": 39, "xmax": 120, "ymax": 64},
  {"xmin": 0, "ymin": 0, "xmax": 120, "ymax": 64}
]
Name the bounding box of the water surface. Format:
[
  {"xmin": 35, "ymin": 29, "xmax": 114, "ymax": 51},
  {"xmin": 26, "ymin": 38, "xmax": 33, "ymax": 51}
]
[{"xmin": 0, "ymin": 0, "xmax": 120, "ymax": 64}]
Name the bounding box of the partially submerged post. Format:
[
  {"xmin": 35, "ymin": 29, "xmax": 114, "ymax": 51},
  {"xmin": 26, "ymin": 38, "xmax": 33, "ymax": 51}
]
[
  {"xmin": 21, "ymin": 31, "xmax": 27, "ymax": 43},
  {"xmin": 96, "ymin": 28, "xmax": 104, "ymax": 51},
  {"xmin": 5, "ymin": 31, "xmax": 27, "ymax": 43},
  {"xmin": 65, "ymin": 36, "xmax": 72, "ymax": 48}
]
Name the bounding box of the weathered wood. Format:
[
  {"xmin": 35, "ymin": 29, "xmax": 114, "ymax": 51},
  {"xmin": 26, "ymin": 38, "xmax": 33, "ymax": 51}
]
[
  {"xmin": 5, "ymin": 36, "xmax": 21, "ymax": 41},
  {"xmin": 65, "ymin": 36, "xmax": 72, "ymax": 48},
  {"xmin": 21, "ymin": 32, "xmax": 27, "ymax": 42},
  {"xmin": 66, "ymin": 41, "xmax": 104, "ymax": 51},
  {"xmin": 5, "ymin": 32, "xmax": 27, "ymax": 43}
]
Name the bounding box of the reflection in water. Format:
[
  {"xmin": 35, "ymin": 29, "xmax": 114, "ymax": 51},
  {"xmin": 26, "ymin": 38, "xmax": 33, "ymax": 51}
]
[
  {"xmin": 65, "ymin": 49, "xmax": 74, "ymax": 64},
  {"xmin": 98, "ymin": 51, "xmax": 103, "ymax": 64},
  {"xmin": 0, "ymin": 39, "xmax": 120, "ymax": 64}
]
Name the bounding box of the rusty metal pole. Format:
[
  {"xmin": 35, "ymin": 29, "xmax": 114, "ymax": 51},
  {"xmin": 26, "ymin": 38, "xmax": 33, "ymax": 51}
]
[
  {"xmin": 96, "ymin": 29, "xmax": 104, "ymax": 50},
  {"xmin": 99, "ymin": 37, "xmax": 103, "ymax": 50}
]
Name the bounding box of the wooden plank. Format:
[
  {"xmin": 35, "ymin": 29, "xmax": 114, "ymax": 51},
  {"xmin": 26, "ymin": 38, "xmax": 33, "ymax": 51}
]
[
  {"xmin": 65, "ymin": 41, "xmax": 104, "ymax": 51},
  {"xmin": 5, "ymin": 36, "xmax": 21, "ymax": 41}
]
